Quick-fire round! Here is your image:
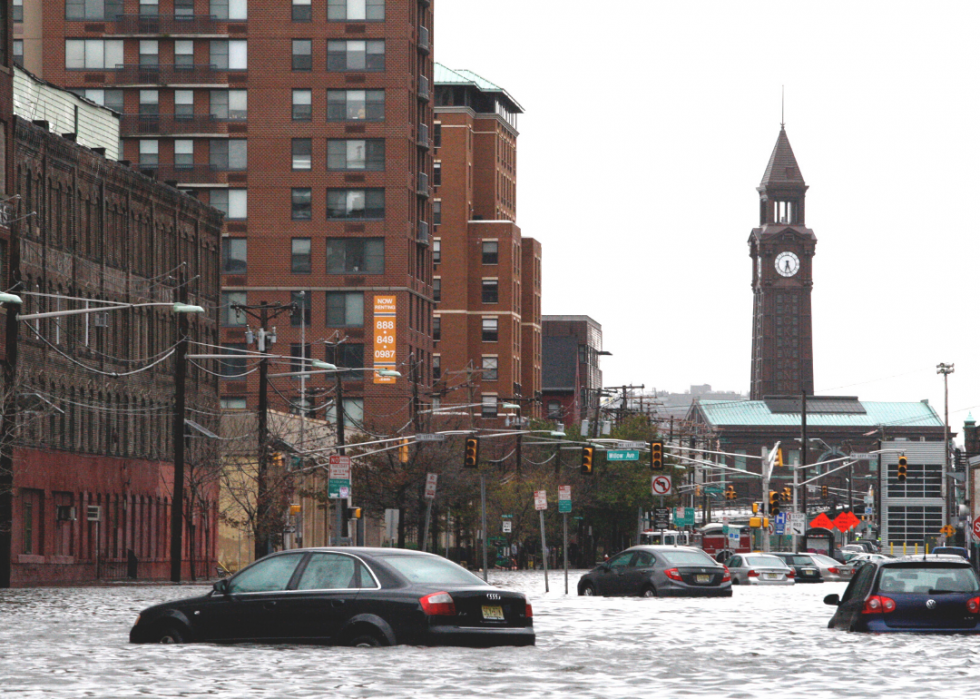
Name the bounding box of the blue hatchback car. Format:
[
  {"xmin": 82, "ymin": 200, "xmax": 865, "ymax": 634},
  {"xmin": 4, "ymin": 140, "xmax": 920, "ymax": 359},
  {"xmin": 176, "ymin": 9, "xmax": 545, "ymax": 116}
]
[{"xmin": 825, "ymin": 555, "xmax": 980, "ymax": 633}]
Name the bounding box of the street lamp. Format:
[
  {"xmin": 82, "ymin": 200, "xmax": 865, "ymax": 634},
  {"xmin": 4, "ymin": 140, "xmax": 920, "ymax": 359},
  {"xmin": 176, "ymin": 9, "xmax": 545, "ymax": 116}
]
[{"xmin": 0, "ymin": 293, "xmax": 22, "ymax": 305}]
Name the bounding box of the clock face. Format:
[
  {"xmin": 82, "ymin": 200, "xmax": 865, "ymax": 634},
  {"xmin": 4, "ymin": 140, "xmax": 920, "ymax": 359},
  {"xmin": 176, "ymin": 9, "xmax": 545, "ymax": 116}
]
[{"xmin": 775, "ymin": 251, "xmax": 800, "ymax": 277}]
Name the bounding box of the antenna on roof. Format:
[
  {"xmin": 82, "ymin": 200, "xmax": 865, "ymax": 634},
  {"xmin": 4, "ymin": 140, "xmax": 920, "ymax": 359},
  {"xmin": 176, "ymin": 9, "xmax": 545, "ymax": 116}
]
[{"xmin": 781, "ymin": 85, "xmax": 785, "ymax": 130}]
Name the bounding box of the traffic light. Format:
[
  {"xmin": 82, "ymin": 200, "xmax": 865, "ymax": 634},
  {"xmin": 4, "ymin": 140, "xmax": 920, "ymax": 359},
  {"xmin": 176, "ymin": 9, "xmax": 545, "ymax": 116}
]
[
  {"xmin": 769, "ymin": 490, "xmax": 780, "ymax": 516},
  {"xmin": 346, "ymin": 507, "xmax": 362, "ymax": 520},
  {"xmin": 581, "ymin": 446, "xmax": 594, "ymax": 475},
  {"xmin": 650, "ymin": 440, "xmax": 664, "ymax": 471},
  {"xmin": 399, "ymin": 438, "xmax": 410, "ymax": 464},
  {"xmin": 821, "ymin": 485, "xmax": 828, "ymax": 498},
  {"xmin": 775, "ymin": 449, "xmax": 784, "ymax": 468},
  {"xmin": 695, "ymin": 485, "xmax": 702, "ymax": 497},
  {"xmin": 782, "ymin": 486, "xmax": 791, "ymax": 503},
  {"xmin": 897, "ymin": 455, "xmax": 908, "ymax": 483},
  {"xmin": 725, "ymin": 485, "xmax": 736, "ymax": 501},
  {"xmin": 752, "ymin": 502, "xmax": 759, "ymax": 514},
  {"xmin": 271, "ymin": 452, "xmax": 285, "ymax": 468},
  {"xmin": 463, "ymin": 437, "xmax": 479, "ymax": 468}
]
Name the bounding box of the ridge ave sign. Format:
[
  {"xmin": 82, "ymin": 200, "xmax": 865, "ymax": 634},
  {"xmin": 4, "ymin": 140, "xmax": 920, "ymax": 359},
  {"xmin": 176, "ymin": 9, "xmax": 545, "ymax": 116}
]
[{"xmin": 651, "ymin": 475, "xmax": 672, "ymax": 496}]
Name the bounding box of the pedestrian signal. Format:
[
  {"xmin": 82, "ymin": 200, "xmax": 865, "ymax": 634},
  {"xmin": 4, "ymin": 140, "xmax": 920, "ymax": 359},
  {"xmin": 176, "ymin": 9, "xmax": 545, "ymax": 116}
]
[
  {"xmin": 897, "ymin": 455, "xmax": 908, "ymax": 483},
  {"xmin": 782, "ymin": 486, "xmax": 791, "ymax": 503},
  {"xmin": 581, "ymin": 446, "xmax": 594, "ymax": 475},
  {"xmin": 464, "ymin": 437, "xmax": 479, "ymax": 468},
  {"xmin": 650, "ymin": 440, "xmax": 664, "ymax": 471},
  {"xmin": 769, "ymin": 490, "xmax": 780, "ymax": 516}
]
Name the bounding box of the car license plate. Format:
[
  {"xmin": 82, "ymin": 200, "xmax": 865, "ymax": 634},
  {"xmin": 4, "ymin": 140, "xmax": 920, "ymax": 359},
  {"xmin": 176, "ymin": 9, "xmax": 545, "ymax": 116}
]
[
  {"xmin": 763, "ymin": 573, "xmax": 778, "ymax": 580},
  {"xmin": 696, "ymin": 575, "xmax": 711, "ymax": 583},
  {"xmin": 482, "ymin": 605, "xmax": 504, "ymax": 621},
  {"xmin": 803, "ymin": 568, "xmax": 816, "ymax": 575}
]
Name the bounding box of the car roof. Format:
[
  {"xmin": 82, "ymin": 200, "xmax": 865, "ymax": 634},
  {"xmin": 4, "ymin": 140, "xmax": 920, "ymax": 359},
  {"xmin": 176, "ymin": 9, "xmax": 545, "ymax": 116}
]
[
  {"xmin": 880, "ymin": 555, "xmax": 972, "ymax": 566},
  {"xmin": 629, "ymin": 545, "xmax": 707, "ymax": 553}
]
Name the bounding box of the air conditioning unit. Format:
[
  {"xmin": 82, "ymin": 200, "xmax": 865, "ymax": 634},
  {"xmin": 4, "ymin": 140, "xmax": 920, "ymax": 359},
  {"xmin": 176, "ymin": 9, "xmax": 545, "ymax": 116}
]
[
  {"xmin": 93, "ymin": 311, "xmax": 110, "ymax": 328},
  {"xmin": 56, "ymin": 506, "xmax": 77, "ymax": 522},
  {"xmin": 86, "ymin": 505, "xmax": 102, "ymax": 522}
]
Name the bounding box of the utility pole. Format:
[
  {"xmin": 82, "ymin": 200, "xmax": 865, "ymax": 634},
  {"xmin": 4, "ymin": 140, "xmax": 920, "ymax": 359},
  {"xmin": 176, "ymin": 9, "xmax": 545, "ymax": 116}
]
[
  {"xmin": 170, "ymin": 267, "xmax": 189, "ymax": 582},
  {"xmin": 0, "ymin": 217, "xmax": 21, "ymax": 588},
  {"xmin": 801, "ymin": 392, "xmax": 808, "ymax": 523},
  {"xmin": 938, "ymin": 363, "xmax": 954, "ymax": 521},
  {"xmin": 335, "ymin": 370, "xmax": 345, "ymax": 546}
]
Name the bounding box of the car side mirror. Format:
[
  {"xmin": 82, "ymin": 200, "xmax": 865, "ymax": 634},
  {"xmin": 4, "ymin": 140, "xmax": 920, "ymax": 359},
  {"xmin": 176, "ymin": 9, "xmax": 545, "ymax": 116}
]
[
  {"xmin": 213, "ymin": 579, "xmax": 230, "ymax": 595},
  {"xmin": 823, "ymin": 593, "xmax": 840, "ymax": 606}
]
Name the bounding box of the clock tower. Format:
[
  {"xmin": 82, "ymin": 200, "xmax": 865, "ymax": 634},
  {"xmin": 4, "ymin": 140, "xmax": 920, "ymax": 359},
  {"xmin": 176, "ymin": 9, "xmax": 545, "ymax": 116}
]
[{"xmin": 749, "ymin": 126, "xmax": 816, "ymax": 400}]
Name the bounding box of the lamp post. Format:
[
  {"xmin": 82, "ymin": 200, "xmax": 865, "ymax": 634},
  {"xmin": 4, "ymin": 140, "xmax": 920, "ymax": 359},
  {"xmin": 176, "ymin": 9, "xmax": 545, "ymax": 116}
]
[{"xmin": 938, "ymin": 363, "xmax": 954, "ymax": 523}]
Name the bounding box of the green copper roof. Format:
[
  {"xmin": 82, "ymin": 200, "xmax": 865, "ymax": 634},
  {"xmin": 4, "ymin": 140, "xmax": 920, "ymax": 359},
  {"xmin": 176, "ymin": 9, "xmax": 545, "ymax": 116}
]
[
  {"xmin": 434, "ymin": 63, "xmax": 524, "ymax": 112},
  {"xmin": 697, "ymin": 399, "xmax": 943, "ymax": 429}
]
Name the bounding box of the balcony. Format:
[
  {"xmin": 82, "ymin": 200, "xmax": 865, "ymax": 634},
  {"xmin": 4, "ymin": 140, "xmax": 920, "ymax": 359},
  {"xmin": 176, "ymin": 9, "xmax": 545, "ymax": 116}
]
[
  {"xmin": 137, "ymin": 164, "xmax": 243, "ymax": 185},
  {"xmin": 418, "ymin": 26, "xmax": 430, "ymax": 54},
  {"xmin": 418, "ymin": 221, "xmax": 430, "ymax": 245},
  {"xmin": 110, "ymin": 14, "xmax": 221, "ymax": 35},
  {"xmin": 110, "ymin": 64, "xmax": 232, "ymax": 86},
  {"xmin": 120, "ymin": 114, "xmax": 246, "ymax": 135},
  {"xmin": 418, "ymin": 75, "xmax": 430, "ymax": 102},
  {"xmin": 417, "ymin": 122, "xmax": 429, "ymax": 149},
  {"xmin": 417, "ymin": 171, "xmax": 430, "ymax": 198}
]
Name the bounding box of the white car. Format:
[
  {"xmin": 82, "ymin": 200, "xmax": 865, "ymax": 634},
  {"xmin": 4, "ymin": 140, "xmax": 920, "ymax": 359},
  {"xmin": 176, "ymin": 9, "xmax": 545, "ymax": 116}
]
[{"xmin": 726, "ymin": 554, "xmax": 795, "ymax": 585}]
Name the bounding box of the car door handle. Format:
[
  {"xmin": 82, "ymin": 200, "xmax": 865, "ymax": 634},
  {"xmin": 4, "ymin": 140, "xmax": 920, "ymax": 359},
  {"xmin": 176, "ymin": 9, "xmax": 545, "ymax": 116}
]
[
  {"xmin": 330, "ymin": 599, "xmax": 346, "ymax": 607},
  {"xmin": 263, "ymin": 601, "xmax": 277, "ymax": 610}
]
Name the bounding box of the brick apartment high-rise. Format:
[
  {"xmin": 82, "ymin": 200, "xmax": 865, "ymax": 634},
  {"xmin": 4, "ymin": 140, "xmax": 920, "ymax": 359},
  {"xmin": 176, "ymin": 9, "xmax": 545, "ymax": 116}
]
[
  {"xmin": 432, "ymin": 65, "xmax": 541, "ymax": 422},
  {"xmin": 16, "ymin": 0, "xmax": 435, "ymax": 430}
]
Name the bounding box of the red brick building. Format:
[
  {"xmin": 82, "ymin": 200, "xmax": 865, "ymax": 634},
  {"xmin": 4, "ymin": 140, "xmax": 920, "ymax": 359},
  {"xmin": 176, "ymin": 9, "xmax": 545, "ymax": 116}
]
[
  {"xmin": 541, "ymin": 315, "xmax": 604, "ymax": 426},
  {"xmin": 431, "ymin": 65, "xmax": 541, "ymax": 422},
  {"xmin": 16, "ymin": 0, "xmax": 435, "ymax": 431}
]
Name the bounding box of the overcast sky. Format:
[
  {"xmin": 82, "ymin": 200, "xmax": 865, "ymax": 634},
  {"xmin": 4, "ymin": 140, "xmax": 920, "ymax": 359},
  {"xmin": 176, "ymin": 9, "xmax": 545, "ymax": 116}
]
[{"xmin": 435, "ymin": 1, "xmax": 980, "ymax": 439}]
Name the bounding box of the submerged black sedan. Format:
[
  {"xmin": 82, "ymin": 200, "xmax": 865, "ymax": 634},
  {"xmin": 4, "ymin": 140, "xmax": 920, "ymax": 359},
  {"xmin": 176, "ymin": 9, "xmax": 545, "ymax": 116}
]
[
  {"xmin": 577, "ymin": 545, "xmax": 732, "ymax": 597},
  {"xmin": 130, "ymin": 548, "xmax": 534, "ymax": 647}
]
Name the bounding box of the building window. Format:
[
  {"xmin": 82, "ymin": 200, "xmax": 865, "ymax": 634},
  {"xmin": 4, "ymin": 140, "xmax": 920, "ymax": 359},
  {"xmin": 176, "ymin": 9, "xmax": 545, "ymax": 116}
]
[
  {"xmin": 482, "ymin": 396, "xmax": 498, "ymax": 418},
  {"xmin": 174, "ymin": 40, "xmax": 194, "ymax": 68},
  {"xmin": 219, "ymin": 343, "xmax": 248, "ymax": 377},
  {"xmin": 291, "ymin": 291, "xmax": 311, "ymax": 327},
  {"xmin": 139, "ymin": 0, "xmax": 158, "ymax": 16},
  {"xmin": 221, "ymin": 291, "xmax": 247, "ymax": 326},
  {"xmin": 210, "ymin": 89, "xmax": 247, "ymax": 120},
  {"xmin": 292, "ymin": 39, "xmax": 312, "ymax": 71},
  {"xmin": 432, "ymin": 355, "xmax": 441, "ymax": 381},
  {"xmin": 72, "ymin": 88, "xmax": 124, "ymax": 113},
  {"xmin": 433, "ymin": 161, "xmax": 441, "ymax": 187},
  {"xmin": 174, "ymin": 90, "xmax": 194, "ymax": 119},
  {"xmin": 432, "ymin": 239, "xmax": 440, "ymax": 264},
  {"xmin": 290, "ymin": 342, "xmax": 313, "ymax": 379},
  {"xmin": 175, "ymin": 0, "xmax": 194, "ymax": 18},
  {"xmin": 13, "ymin": 41, "xmax": 23, "ymax": 67},
  {"xmin": 326, "ymin": 292, "xmax": 364, "ymax": 327},
  {"xmin": 432, "ymin": 277, "xmax": 441, "ymax": 302},
  {"xmin": 482, "ymin": 240, "xmax": 498, "ymax": 265},
  {"xmin": 327, "ymin": 89, "xmax": 384, "ymax": 121},
  {"xmin": 482, "ymin": 356, "xmax": 498, "ymax": 382},
  {"xmin": 13, "ymin": 0, "xmax": 23, "ymax": 22},
  {"xmin": 482, "ymin": 279, "xmax": 498, "ymax": 304},
  {"xmin": 174, "ymin": 139, "xmax": 194, "ymax": 168},
  {"xmin": 210, "ymin": 139, "xmax": 247, "ymax": 170},
  {"xmin": 221, "ymin": 397, "xmax": 247, "ymax": 410},
  {"xmin": 433, "ymin": 316, "xmax": 440, "ymax": 341},
  {"xmin": 433, "ymin": 199, "xmax": 441, "ymax": 226},
  {"xmin": 292, "ymin": 89, "xmax": 312, "ymax": 121},
  {"xmin": 433, "ymin": 122, "xmax": 441, "ymax": 148},
  {"xmin": 326, "ymin": 343, "xmax": 364, "ymax": 370},
  {"xmin": 292, "ymin": 0, "xmax": 312, "ymax": 21},
  {"xmin": 482, "ymin": 318, "xmax": 498, "ymax": 342},
  {"xmin": 327, "ymin": 398, "xmax": 364, "ymax": 428},
  {"xmin": 292, "ymin": 139, "xmax": 312, "ymax": 170},
  {"xmin": 327, "ymin": 40, "xmax": 384, "ymax": 71},
  {"xmin": 138, "ymin": 140, "xmax": 159, "ymax": 167},
  {"xmin": 326, "ymin": 238, "xmax": 384, "ymax": 274},
  {"xmin": 139, "ymin": 40, "xmax": 159, "ymax": 67},
  {"xmin": 292, "ymin": 188, "xmax": 312, "ymax": 220},
  {"xmin": 210, "ymin": 40, "xmax": 247, "ymax": 70},
  {"xmin": 65, "ymin": 40, "xmax": 124, "ymax": 70},
  {"xmin": 291, "ymin": 238, "xmax": 311, "ymax": 273},
  {"xmin": 326, "ymin": 189, "xmax": 384, "ymax": 220},
  {"xmin": 66, "ymin": 0, "xmax": 122, "ymax": 21},
  {"xmin": 327, "ymin": 139, "xmax": 384, "ymax": 170},
  {"xmin": 210, "ymin": 189, "xmax": 248, "ymax": 220},
  {"xmin": 138, "ymin": 89, "xmax": 158, "ymax": 117},
  {"xmin": 547, "ymin": 400, "xmax": 561, "ymax": 420},
  {"xmin": 221, "ymin": 238, "xmax": 247, "ymax": 274},
  {"xmin": 328, "ymin": 0, "xmax": 384, "ymax": 21},
  {"xmin": 211, "ymin": 0, "xmax": 247, "ymax": 20}
]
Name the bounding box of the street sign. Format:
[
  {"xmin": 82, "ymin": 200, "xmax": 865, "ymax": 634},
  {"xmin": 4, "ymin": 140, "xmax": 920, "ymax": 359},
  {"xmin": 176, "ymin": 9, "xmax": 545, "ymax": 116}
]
[
  {"xmin": 864, "ymin": 506, "xmax": 873, "ymax": 515},
  {"xmin": 704, "ymin": 486, "xmax": 724, "ymax": 495},
  {"xmin": 653, "ymin": 507, "xmax": 670, "ymax": 529},
  {"xmin": 621, "ymin": 441, "xmax": 647, "ymax": 450},
  {"xmin": 973, "ymin": 517, "xmax": 980, "ymax": 539},
  {"xmin": 328, "ymin": 455, "xmax": 352, "ymax": 499},
  {"xmin": 416, "ymin": 433, "xmax": 446, "ymax": 442},
  {"xmin": 606, "ymin": 450, "xmax": 640, "ymax": 462},
  {"xmin": 502, "ymin": 520, "xmax": 512, "ymax": 533},
  {"xmin": 651, "ymin": 475, "xmax": 672, "ymax": 496},
  {"xmin": 722, "ymin": 525, "xmax": 730, "ymax": 535},
  {"xmin": 851, "ymin": 453, "xmax": 876, "ymax": 461},
  {"xmin": 424, "ymin": 473, "xmax": 438, "ymax": 500},
  {"xmin": 534, "ymin": 490, "xmax": 548, "ymax": 511},
  {"xmin": 728, "ymin": 531, "xmax": 741, "ymax": 545},
  {"xmin": 789, "ymin": 513, "xmax": 806, "ymax": 536},
  {"xmin": 672, "ymin": 507, "xmax": 695, "ymax": 526},
  {"xmin": 774, "ymin": 512, "xmax": 786, "ymax": 536},
  {"xmin": 559, "ymin": 485, "xmax": 572, "ymax": 513}
]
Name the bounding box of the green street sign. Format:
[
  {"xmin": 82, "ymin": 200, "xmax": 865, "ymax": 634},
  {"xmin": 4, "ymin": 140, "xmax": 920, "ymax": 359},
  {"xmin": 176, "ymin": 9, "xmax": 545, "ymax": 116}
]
[
  {"xmin": 704, "ymin": 486, "xmax": 724, "ymax": 495},
  {"xmin": 673, "ymin": 507, "xmax": 695, "ymax": 526},
  {"xmin": 328, "ymin": 479, "xmax": 351, "ymax": 499},
  {"xmin": 606, "ymin": 450, "xmax": 640, "ymax": 461},
  {"xmin": 559, "ymin": 500, "xmax": 572, "ymax": 513}
]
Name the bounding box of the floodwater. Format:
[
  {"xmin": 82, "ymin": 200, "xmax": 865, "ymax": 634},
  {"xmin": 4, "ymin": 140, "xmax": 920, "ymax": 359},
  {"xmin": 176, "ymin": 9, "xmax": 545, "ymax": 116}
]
[{"xmin": 2, "ymin": 570, "xmax": 979, "ymax": 698}]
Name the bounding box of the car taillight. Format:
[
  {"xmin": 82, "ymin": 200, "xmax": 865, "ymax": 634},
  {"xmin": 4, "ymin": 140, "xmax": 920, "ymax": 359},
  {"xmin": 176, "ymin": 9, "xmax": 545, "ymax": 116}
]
[
  {"xmin": 722, "ymin": 566, "xmax": 731, "ymax": 583},
  {"xmin": 525, "ymin": 602, "xmax": 533, "ymax": 618},
  {"xmin": 747, "ymin": 569, "xmax": 759, "ymax": 578},
  {"xmin": 787, "ymin": 570, "xmax": 795, "ymax": 578},
  {"xmin": 862, "ymin": 595, "xmax": 896, "ymax": 614},
  {"xmin": 664, "ymin": 568, "xmax": 684, "ymax": 581},
  {"xmin": 828, "ymin": 567, "xmax": 839, "ymax": 574},
  {"xmin": 968, "ymin": 597, "xmax": 980, "ymax": 614},
  {"xmin": 419, "ymin": 591, "xmax": 456, "ymax": 616}
]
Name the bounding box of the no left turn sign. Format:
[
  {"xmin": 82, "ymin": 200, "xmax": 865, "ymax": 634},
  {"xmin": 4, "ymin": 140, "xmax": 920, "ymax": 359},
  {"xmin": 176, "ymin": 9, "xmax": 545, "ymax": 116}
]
[{"xmin": 651, "ymin": 475, "xmax": 672, "ymax": 496}]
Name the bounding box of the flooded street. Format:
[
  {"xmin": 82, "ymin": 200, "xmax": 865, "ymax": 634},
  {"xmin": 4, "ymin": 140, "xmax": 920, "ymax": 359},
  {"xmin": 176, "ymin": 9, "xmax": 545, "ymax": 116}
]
[{"xmin": 3, "ymin": 571, "xmax": 980, "ymax": 698}]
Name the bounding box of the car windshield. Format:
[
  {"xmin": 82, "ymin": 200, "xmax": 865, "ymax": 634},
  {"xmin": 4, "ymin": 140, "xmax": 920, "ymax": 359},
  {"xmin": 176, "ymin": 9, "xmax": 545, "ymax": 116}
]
[
  {"xmin": 780, "ymin": 555, "xmax": 815, "ymax": 566},
  {"xmin": 745, "ymin": 556, "xmax": 786, "ymax": 568},
  {"xmin": 376, "ymin": 554, "xmax": 488, "ymax": 586},
  {"xmin": 660, "ymin": 550, "xmax": 716, "ymax": 566},
  {"xmin": 878, "ymin": 566, "xmax": 979, "ymax": 594}
]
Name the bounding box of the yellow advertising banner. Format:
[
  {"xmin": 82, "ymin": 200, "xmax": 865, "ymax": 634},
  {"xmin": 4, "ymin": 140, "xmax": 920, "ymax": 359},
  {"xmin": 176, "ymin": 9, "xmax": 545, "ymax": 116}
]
[{"xmin": 373, "ymin": 294, "xmax": 397, "ymax": 384}]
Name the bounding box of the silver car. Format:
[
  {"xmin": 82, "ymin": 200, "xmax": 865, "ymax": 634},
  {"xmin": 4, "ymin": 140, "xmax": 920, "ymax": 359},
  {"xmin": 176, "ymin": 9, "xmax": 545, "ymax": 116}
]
[
  {"xmin": 726, "ymin": 554, "xmax": 795, "ymax": 585},
  {"xmin": 808, "ymin": 553, "xmax": 850, "ymax": 582}
]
